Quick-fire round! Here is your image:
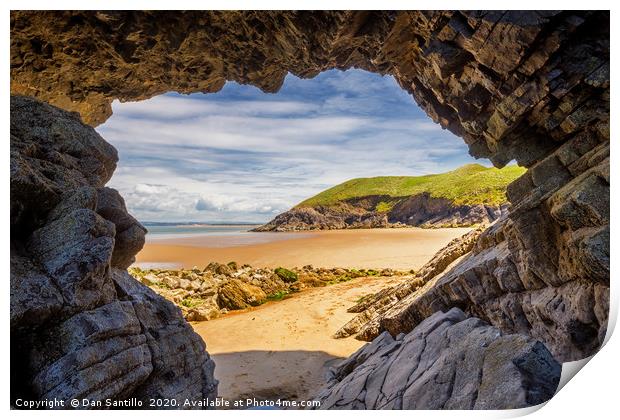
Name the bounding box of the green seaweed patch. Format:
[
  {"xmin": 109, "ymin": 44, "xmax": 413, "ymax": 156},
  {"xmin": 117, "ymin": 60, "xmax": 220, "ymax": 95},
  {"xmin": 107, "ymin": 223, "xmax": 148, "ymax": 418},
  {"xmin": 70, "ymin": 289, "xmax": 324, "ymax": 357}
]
[
  {"xmin": 363, "ymin": 269, "xmax": 381, "ymax": 276},
  {"xmin": 328, "ymin": 274, "xmax": 353, "ymax": 285},
  {"xmin": 180, "ymin": 297, "xmax": 203, "ymax": 308},
  {"xmin": 266, "ymin": 290, "xmax": 290, "ymax": 301},
  {"xmin": 274, "ymin": 267, "xmax": 298, "ymax": 283},
  {"xmin": 155, "ymin": 282, "xmax": 172, "ymax": 290}
]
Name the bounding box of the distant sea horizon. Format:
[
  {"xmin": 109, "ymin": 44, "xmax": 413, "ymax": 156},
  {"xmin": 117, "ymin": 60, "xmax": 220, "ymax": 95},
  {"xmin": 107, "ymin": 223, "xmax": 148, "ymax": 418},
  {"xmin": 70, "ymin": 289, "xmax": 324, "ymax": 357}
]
[
  {"xmin": 138, "ymin": 221, "xmax": 313, "ymax": 254},
  {"xmin": 141, "ymin": 221, "xmax": 263, "ymax": 227},
  {"xmin": 142, "ymin": 222, "xmax": 262, "ymax": 238}
]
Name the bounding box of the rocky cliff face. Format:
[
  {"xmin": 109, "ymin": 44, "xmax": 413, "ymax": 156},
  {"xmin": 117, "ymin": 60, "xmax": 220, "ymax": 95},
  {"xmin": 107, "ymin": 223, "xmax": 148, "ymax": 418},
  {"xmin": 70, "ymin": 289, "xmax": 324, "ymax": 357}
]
[
  {"xmin": 10, "ymin": 10, "xmax": 609, "ymax": 409},
  {"xmin": 389, "ymin": 194, "xmax": 507, "ymax": 227},
  {"xmin": 10, "ymin": 11, "xmax": 609, "ymax": 167},
  {"xmin": 254, "ymin": 193, "xmax": 506, "ymax": 231},
  {"xmin": 334, "ymin": 143, "xmax": 610, "ymax": 363},
  {"xmin": 10, "ymin": 96, "xmax": 217, "ymax": 407}
]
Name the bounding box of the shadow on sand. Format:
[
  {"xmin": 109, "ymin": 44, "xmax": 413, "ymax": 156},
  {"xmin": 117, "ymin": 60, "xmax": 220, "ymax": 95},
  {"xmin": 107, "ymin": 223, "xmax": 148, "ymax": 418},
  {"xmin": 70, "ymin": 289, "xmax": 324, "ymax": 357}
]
[{"xmin": 210, "ymin": 349, "xmax": 346, "ymax": 408}]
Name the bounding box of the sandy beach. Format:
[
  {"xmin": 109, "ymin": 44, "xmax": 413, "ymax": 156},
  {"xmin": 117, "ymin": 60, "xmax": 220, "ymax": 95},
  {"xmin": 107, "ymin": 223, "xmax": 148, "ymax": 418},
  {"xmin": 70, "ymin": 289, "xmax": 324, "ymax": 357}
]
[
  {"xmin": 136, "ymin": 227, "xmax": 472, "ymax": 270},
  {"xmin": 141, "ymin": 227, "xmax": 472, "ymax": 404},
  {"xmin": 193, "ymin": 273, "xmax": 405, "ymax": 404}
]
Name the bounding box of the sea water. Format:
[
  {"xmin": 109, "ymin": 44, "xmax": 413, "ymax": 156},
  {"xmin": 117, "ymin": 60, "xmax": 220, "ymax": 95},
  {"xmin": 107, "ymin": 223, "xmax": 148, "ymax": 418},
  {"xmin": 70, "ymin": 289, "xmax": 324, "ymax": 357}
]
[
  {"xmin": 136, "ymin": 223, "xmax": 309, "ymax": 269},
  {"xmin": 141, "ymin": 223, "xmax": 313, "ymax": 248},
  {"xmin": 144, "ymin": 224, "xmax": 261, "ymax": 239}
]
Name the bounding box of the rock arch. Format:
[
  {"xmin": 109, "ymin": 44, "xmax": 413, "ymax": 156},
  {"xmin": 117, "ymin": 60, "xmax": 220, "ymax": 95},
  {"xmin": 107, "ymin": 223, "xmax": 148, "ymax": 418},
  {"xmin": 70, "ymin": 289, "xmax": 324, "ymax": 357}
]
[{"xmin": 10, "ymin": 11, "xmax": 609, "ymax": 408}]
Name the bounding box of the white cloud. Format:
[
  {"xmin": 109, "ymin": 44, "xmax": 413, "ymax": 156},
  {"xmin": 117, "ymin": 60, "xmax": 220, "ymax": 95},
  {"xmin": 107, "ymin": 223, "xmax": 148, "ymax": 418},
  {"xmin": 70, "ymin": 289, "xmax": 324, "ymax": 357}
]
[
  {"xmin": 116, "ymin": 95, "xmax": 319, "ymax": 119},
  {"xmin": 97, "ymin": 69, "xmax": 488, "ymax": 222},
  {"xmin": 118, "ymin": 181, "xmax": 287, "ymax": 222}
]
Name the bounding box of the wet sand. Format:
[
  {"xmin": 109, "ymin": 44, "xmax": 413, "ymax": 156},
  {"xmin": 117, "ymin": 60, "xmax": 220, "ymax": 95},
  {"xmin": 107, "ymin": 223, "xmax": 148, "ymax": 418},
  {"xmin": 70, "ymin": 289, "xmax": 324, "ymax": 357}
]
[
  {"xmin": 136, "ymin": 227, "xmax": 472, "ymax": 270},
  {"xmin": 192, "ymin": 274, "xmax": 406, "ymax": 404}
]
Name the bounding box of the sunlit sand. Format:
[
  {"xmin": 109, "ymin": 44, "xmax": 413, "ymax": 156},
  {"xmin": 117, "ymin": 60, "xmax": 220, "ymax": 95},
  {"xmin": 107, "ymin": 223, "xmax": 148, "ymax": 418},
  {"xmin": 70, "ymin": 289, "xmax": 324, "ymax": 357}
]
[
  {"xmin": 136, "ymin": 227, "xmax": 472, "ymax": 271},
  {"xmin": 192, "ymin": 274, "xmax": 405, "ymax": 403}
]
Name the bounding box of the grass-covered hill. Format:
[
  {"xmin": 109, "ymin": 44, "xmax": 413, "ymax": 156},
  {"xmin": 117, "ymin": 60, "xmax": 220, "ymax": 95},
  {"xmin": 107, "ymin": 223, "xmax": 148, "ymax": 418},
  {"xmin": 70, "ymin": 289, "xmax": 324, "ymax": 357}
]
[
  {"xmin": 255, "ymin": 164, "xmax": 526, "ymax": 231},
  {"xmin": 297, "ymin": 164, "xmax": 526, "ymax": 209}
]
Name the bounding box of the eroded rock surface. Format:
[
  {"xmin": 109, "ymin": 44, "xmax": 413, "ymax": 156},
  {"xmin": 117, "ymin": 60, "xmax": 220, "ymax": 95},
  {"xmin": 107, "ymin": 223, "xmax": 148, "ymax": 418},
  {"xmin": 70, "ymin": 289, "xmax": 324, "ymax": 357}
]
[
  {"xmin": 315, "ymin": 308, "xmax": 561, "ymax": 409},
  {"xmin": 10, "ymin": 96, "xmax": 217, "ymax": 407},
  {"xmin": 255, "ymin": 194, "xmax": 506, "ymax": 231},
  {"xmin": 334, "ymin": 226, "xmax": 485, "ymax": 339},
  {"xmin": 10, "ymin": 10, "xmax": 610, "ymax": 409},
  {"xmin": 347, "ymin": 136, "xmax": 610, "ymax": 362},
  {"xmin": 10, "ymin": 11, "xmax": 609, "ymax": 169}
]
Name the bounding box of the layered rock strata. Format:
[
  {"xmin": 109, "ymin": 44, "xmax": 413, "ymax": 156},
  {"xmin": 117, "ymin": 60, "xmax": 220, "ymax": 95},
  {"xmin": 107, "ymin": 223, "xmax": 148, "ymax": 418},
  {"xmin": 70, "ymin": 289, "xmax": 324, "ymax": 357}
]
[
  {"xmin": 10, "ymin": 11, "xmax": 609, "ymax": 168},
  {"xmin": 334, "ymin": 226, "xmax": 485, "ymax": 339},
  {"xmin": 343, "ymin": 137, "xmax": 609, "ymax": 362},
  {"xmin": 10, "ymin": 10, "xmax": 610, "ymax": 409},
  {"xmin": 315, "ymin": 308, "xmax": 561, "ymax": 410},
  {"xmin": 10, "ymin": 96, "xmax": 217, "ymax": 407},
  {"xmin": 254, "ymin": 195, "xmax": 506, "ymax": 231}
]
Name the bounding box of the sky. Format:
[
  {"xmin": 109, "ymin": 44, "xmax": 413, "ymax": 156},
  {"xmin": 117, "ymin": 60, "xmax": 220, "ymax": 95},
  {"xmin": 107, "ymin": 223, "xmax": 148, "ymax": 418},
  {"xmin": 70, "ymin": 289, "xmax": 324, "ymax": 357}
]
[{"xmin": 97, "ymin": 69, "xmax": 490, "ymax": 223}]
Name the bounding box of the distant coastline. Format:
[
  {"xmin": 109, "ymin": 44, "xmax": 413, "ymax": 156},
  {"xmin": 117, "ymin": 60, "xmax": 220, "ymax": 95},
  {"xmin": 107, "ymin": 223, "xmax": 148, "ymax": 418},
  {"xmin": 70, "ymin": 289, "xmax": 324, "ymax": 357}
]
[
  {"xmin": 142, "ymin": 223, "xmax": 264, "ymax": 241},
  {"xmin": 255, "ymin": 164, "xmax": 523, "ymax": 232},
  {"xmin": 142, "ymin": 221, "xmax": 264, "ymax": 227}
]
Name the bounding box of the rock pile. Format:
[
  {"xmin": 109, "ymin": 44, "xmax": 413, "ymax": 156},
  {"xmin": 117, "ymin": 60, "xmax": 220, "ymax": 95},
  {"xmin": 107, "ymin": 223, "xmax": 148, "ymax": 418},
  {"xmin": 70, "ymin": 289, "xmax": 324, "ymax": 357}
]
[{"xmin": 130, "ymin": 263, "xmax": 407, "ymax": 322}]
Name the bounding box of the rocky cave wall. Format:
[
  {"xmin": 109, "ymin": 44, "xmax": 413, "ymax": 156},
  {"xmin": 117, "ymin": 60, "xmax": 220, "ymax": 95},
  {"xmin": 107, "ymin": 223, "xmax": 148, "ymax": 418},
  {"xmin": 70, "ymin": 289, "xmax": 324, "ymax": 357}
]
[
  {"xmin": 10, "ymin": 96, "xmax": 218, "ymax": 407},
  {"xmin": 10, "ymin": 10, "xmax": 609, "ymax": 407}
]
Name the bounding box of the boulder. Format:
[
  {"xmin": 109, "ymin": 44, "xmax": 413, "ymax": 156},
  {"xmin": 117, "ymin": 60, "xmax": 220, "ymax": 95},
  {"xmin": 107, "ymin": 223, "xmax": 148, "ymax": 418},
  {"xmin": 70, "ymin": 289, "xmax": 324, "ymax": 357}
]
[
  {"xmin": 96, "ymin": 187, "xmax": 147, "ymax": 269},
  {"xmin": 186, "ymin": 304, "xmax": 221, "ymax": 322},
  {"xmin": 295, "ymin": 273, "xmax": 327, "ymax": 289},
  {"xmin": 274, "ymin": 267, "xmax": 298, "ymax": 283},
  {"xmin": 141, "ymin": 274, "xmax": 159, "ymax": 286},
  {"xmin": 210, "ymin": 263, "xmax": 233, "ymax": 276},
  {"xmin": 161, "ymin": 276, "xmax": 180, "ymax": 289},
  {"xmin": 217, "ymin": 279, "xmax": 268, "ymax": 310}
]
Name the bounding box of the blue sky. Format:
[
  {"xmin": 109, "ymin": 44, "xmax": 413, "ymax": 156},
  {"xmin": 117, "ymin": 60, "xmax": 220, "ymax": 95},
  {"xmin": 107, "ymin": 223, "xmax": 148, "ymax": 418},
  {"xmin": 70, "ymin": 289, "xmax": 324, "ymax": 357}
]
[{"xmin": 97, "ymin": 69, "xmax": 489, "ymax": 223}]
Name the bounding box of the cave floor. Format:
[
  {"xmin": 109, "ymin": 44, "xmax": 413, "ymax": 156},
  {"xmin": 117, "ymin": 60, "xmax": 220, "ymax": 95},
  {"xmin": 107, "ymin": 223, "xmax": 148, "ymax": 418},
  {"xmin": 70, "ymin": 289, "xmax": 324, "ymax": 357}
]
[{"xmin": 192, "ymin": 274, "xmax": 404, "ymax": 406}]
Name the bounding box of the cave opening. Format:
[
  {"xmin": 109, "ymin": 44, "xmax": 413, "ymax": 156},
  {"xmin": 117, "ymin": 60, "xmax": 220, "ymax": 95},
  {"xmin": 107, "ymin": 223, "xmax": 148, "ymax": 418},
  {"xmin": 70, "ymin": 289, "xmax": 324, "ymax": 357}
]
[
  {"xmin": 96, "ymin": 68, "xmax": 495, "ymax": 227},
  {"xmin": 9, "ymin": 10, "xmax": 609, "ymax": 409},
  {"xmin": 92, "ymin": 68, "xmax": 523, "ymax": 403}
]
